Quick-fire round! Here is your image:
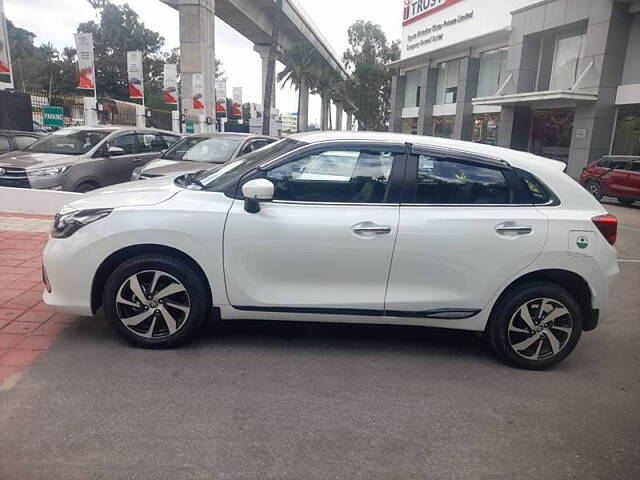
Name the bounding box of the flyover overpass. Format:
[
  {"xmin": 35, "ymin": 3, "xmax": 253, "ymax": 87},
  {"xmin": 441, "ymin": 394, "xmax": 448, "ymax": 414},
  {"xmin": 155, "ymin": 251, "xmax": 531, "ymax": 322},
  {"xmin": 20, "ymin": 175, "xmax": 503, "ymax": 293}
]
[{"xmin": 160, "ymin": 0, "xmax": 354, "ymax": 132}]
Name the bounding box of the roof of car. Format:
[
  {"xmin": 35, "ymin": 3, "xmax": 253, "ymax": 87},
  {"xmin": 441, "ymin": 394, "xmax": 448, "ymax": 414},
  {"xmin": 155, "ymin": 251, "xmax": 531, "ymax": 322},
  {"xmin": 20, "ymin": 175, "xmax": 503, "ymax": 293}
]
[
  {"xmin": 0, "ymin": 129, "xmax": 43, "ymax": 135},
  {"xmin": 188, "ymin": 132, "xmax": 276, "ymax": 140},
  {"xmin": 289, "ymin": 131, "xmax": 566, "ymax": 173}
]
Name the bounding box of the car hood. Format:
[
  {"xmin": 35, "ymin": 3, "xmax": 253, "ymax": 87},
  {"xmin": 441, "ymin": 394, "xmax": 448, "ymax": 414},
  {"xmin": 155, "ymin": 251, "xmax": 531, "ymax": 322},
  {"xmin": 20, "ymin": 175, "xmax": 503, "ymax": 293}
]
[
  {"xmin": 67, "ymin": 175, "xmax": 183, "ymax": 211},
  {"xmin": 142, "ymin": 158, "xmax": 224, "ymax": 177},
  {"xmin": 0, "ymin": 151, "xmax": 77, "ymax": 168}
]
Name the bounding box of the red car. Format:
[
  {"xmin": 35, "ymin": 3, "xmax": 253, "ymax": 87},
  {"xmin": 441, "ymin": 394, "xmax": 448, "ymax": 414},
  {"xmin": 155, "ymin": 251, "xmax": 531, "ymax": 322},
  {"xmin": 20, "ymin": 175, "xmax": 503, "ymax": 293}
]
[{"xmin": 580, "ymin": 156, "xmax": 640, "ymax": 206}]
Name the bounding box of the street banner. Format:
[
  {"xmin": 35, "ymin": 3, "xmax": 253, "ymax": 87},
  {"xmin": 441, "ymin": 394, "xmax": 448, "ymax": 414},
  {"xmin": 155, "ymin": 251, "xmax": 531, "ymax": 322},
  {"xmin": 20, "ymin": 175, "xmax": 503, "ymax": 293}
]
[
  {"xmin": 74, "ymin": 32, "xmax": 95, "ymax": 90},
  {"xmin": 231, "ymin": 87, "xmax": 242, "ymax": 119},
  {"xmin": 163, "ymin": 63, "xmax": 178, "ymax": 104},
  {"xmin": 192, "ymin": 73, "xmax": 204, "ymax": 110},
  {"xmin": 0, "ymin": 0, "xmax": 13, "ymax": 88},
  {"xmin": 126, "ymin": 51, "xmax": 144, "ymax": 99},
  {"xmin": 215, "ymin": 79, "xmax": 227, "ymax": 117}
]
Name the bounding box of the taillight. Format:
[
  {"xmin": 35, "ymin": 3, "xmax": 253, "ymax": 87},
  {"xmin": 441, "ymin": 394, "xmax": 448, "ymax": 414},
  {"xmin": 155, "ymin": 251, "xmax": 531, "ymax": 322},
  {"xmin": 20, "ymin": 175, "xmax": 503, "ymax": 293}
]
[{"xmin": 592, "ymin": 214, "xmax": 617, "ymax": 245}]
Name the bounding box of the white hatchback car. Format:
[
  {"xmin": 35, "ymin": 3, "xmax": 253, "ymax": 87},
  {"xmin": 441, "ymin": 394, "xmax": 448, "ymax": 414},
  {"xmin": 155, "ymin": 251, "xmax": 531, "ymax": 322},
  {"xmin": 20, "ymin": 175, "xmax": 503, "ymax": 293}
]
[{"xmin": 42, "ymin": 132, "xmax": 619, "ymax": 369}]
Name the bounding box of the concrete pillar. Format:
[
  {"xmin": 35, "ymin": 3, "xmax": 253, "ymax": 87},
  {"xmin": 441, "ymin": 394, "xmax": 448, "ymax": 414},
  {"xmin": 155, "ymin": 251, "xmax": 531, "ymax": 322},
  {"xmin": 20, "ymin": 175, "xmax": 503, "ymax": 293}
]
[
  {"xmin": 178, "ymin": 0, "xmax": 215, "ymax": 122},
  {"xmin": 320, "ymin": 94, "xmax": 329, "ymax": 130},
  {"xmin": 254, "ymin": 44, "xmax": 276, "ymax": 110},
  {"xmin": 389, "ymin": 74, "xmax": 406, "ymax": 133},
  {"xmin": 346, "ymin": 110, "xmax": 353, "ymax": 131},
  {"xmin": 417, "ymin": 67, "xmax": 438, "ymax": 136},
  {"xmin": 298, "ymin": 75, "xmax": 309, "ymax": 132},
  {"xmin": 335, "ymin": 101, "xmax": 344, "ymax": 131},
  {"xmin": 565, "ymin": 1, "xmax": 631, "ymax": 178},
  {"xmin": 454, "ymin": 57, "xmax": 480, "ymax": 141}
]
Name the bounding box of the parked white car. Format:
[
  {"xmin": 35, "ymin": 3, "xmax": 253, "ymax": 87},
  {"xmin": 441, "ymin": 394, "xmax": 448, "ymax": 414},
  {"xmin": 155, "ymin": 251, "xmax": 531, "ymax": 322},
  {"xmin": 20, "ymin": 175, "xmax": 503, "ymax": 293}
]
[{"xmin": 42, "ymin": 132, "xmax": 619, "ymax": 369}]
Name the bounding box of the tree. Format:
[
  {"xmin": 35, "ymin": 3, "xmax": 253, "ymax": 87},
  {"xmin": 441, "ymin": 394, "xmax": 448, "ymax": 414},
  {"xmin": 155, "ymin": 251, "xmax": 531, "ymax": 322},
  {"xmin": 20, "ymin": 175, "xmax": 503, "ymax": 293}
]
[
  {"xmin": 262, "ymin": 0, "xmax": 282, "ymax": 135},
  {"xmin": 343, "ymin": 21, "xmax": 400, "ymax": 131},
  {"xmin": 80, "ymin": 0, "xmax": 165, "ymax": 103},
  {"xmin": 277, "ymin": 44, "xmax": 318, "ymax": 132}
]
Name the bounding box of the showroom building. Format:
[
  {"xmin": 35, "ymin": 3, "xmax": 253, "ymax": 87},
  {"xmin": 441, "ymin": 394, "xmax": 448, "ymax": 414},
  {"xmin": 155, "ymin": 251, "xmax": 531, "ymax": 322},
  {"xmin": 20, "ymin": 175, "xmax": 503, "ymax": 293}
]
[{"xmin": 389, "ymin": 0, "xmax": 640, "ymax": 177}]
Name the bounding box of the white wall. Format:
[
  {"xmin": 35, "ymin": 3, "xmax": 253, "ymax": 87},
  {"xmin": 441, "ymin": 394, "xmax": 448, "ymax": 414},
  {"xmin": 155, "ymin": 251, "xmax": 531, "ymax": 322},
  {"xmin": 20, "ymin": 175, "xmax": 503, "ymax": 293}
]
[{"xmin": 0, "ymin": 187, "xmax": 79, "ymax": 215}]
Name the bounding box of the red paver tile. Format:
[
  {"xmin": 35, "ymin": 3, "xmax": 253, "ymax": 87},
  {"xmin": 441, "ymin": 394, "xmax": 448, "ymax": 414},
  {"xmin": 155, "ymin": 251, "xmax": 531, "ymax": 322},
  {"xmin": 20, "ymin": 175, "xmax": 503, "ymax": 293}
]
[
  {"xmin": 0, "ymin": 348, "xmax": 8, "ymax": 358},
  {"xmin": 3, "ymin": 291, "xmax": 42, "ymax": 309},
  {"xmin": 0, "ymin": 308, "xmax": 25, "ymax": 321},
  {"xmin": 0, "ymin": 259, "xmax": 24, "ymax": 267},
  {"xmin": 33, "ymin": 320, "xmax": 67, "ymax": 336},
  {"xmin": 0, "ymin": 289, "xmax": 23, "ymax": 302},
  {"xmin": 0, "ymin": 333, "xmax": 26, "ymax": 349},
  {"xmin": 0, "ymin": 349, "xmax": 41, "ymax": 367},
  {"xmin": 16, "ymin": 335, "xmax": 57, "ymax": 351},
  {"xmin": 0, "ymin": 320, "xmax": 8, "ymax": 331},
  {"xmin": 30, "ymin": 301, "xmax": 51, "ymax": 311},
  {"xmin": 0, "ymin": 366, "xmax": 22, "ymax": 382},
  {"xmin": 16, "ymin": 310, "xmax": 54, "ymax": 323},
  {"xmin": 2, "ymin": 322, "xmax": 41, "ymax": 335}
]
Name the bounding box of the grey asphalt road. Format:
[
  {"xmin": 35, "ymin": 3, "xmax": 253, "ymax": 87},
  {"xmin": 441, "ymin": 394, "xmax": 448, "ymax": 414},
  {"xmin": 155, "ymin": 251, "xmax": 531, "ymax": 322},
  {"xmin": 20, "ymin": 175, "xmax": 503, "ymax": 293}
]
[{"xmin": 1, "ymin": 202, "xmax": 639, "ymax": 480}]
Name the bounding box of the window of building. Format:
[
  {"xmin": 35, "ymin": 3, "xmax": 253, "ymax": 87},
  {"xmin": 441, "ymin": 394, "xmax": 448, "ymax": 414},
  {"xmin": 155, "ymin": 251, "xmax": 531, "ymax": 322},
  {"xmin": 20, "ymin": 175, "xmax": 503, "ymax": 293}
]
[
  {"xmin": 550, "ymin": 33, "xmax": 585, "ymax": 90},
  {"xmin": 612, "ymin": 106, "xmax": 640, "ymax": 156},
  {"xmin": 403, "ymin": 69, "xmax": 422, "ymax": 108},
  {"xmin": 435, "ymin": 59, "xmax": 460, "ymax": 104},
  {"xmin": 413, "ymin": 155, "xmax": 511, "ymax": 204},
  {"xmin": 472, "ymin": 113, "xmax": 500, "ymax": 145},
  {"xmin": 266, "ymin": 149, "xmax": 397, "ymax": 203},
  {"xmin": 433, "ymin": 116, "xmax": 455, "ymax": 139},
  {"xmin": 477, "ymin": 48, "xmax": 508, "ymax": 97}
]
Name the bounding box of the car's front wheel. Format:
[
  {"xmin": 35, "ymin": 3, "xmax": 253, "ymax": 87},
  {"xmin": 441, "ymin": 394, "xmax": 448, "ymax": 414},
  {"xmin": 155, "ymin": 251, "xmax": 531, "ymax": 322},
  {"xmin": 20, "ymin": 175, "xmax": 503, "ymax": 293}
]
[
  {"xmin": 102, "ymin": 254, "xmax": 209, "ymax": 348},
  {"xmin": 586, "ymin": 180, "xmax": 603, "ymax": 200},
  {"xmin": 487, "ymin": 282, "xmax": 583, "ymax": 369}
]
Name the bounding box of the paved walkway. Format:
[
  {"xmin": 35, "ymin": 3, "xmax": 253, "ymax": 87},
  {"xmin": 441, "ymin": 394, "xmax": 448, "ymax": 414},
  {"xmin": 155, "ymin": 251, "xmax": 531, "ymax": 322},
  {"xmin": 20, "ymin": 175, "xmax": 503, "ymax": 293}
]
[{"xmin": 0, "ymin": 212, "xmax": 76, "ymax": 386}]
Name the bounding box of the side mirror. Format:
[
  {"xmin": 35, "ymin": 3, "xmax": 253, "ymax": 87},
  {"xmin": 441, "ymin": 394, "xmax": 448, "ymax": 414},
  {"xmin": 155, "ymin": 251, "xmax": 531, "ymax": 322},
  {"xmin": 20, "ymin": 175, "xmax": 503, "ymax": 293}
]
[
  {"xmin": 241, "ymin": 178, "xmax": 274, "ymax": 213},
  {"xmin": 106, "ymin": 145, "xmax": 125, "ymax": 157}
]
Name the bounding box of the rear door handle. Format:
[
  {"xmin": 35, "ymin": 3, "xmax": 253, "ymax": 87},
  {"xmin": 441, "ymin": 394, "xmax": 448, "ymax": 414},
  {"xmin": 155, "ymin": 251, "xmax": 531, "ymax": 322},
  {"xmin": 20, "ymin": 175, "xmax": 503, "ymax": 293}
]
[
  {"xmin": 496, "ymin": 223, "xmax": 532, "ymax": 235},
  {"xmin": 352, "ymin": 222, "xmax": 392, "ymax": 235}
]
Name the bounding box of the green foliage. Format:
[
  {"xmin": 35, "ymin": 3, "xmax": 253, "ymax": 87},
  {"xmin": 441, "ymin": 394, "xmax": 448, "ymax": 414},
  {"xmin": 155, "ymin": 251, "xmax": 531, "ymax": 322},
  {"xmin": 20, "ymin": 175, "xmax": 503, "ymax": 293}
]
[{"xmin": 343, "ymin": 20, "xmax": 400, "ymax": 131}]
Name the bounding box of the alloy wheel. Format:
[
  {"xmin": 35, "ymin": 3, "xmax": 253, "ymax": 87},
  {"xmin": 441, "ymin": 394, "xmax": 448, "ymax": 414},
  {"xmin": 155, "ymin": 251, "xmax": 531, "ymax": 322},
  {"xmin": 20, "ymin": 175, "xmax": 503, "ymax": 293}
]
[
  {"xmin": 115, "ymin": 270, "xmax": 191, "ymax": 339},
  {"xmin": 507, "ymin": 298, "xmax": 573, "ymax": 361},
  {"xmin": 588, "ymin": 182, "xmax": 601, "ymax": 198}
]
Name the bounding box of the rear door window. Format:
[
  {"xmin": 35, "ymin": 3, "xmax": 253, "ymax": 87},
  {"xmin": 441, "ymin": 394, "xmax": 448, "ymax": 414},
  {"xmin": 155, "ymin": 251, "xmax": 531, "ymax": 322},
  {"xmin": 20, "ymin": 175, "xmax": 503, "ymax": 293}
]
[
  {"xmin": 0, "ymin": 136, "xmax": 10, "ymax": 153},
  {"xmin": 110, "ymin": 134, "xmax": 138, "ymax": 155},
  {"xmin": 137, "ymin": 133, "xmax": 166, "ymax": 153},
  {"xmin": 14, "ymin": 135, "xmax": 39, "ymax": 150},
  {"xmin": 631, "ymin": 162, "xmax": 640, "ymax": 173},
  {"xmin": 412, "ymin": 155, "xmax": 512, "ymax": 204},
  {"xmin": 610, "ymin": 159, "xmax": 630, "ymax": 170}
]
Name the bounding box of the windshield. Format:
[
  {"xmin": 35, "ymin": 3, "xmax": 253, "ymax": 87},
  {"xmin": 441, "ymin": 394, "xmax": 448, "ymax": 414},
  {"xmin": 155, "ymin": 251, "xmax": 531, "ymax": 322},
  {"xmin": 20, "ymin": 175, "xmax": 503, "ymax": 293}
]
[
  {"xmin": 188, "ymin": 138, "xmax": 306, "ymax": 191},
  {"xmin": 26, "ymin": 129, "xmax": 110, "ymax": 155},
  {"xmin": 162, "ymin": 136, "xmax": 243, "ymax": 163}
]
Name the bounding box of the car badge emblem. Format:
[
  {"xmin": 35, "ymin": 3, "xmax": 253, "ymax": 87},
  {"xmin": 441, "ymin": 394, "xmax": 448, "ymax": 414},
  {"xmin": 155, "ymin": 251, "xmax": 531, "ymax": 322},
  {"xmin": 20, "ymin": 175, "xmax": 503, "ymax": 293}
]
[
  {"xmin": 0, "ymin": 167, "xmax": 5, "ymax": 176},
  {"xmin": 576, "ymin": 236, "xmax": 589, "ymax": 249}
]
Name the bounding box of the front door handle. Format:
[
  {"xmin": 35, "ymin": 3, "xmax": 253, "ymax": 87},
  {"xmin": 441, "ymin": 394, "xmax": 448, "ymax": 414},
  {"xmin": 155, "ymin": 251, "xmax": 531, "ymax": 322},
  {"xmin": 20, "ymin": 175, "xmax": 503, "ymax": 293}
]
[
  {"xmin": 352, "ymin": 222, "xmax": 392, "ymax": 235},
  {"xmin": 132, "ymin": 157, "xmax": 143, "ymax": 162},
  {"xmin": 496, "ymin": 223, "xmax": 533, "ymax": 235}
]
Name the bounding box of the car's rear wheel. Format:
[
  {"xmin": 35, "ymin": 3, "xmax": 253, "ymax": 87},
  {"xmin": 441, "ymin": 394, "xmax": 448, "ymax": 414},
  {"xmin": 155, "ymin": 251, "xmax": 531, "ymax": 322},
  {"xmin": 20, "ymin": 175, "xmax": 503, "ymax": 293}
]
[
  {"xmin": 75, "ymin": 182, "xmax": 98, "ymax": 193},
  {"xmin": 102, "ymin": 254, "xmax": 208, "ymax": 348},
  {"xmin": 487, "ymin": 282, "xmax": 583, "ymax": 369},
  {"xmin": 586, "ymin": 180, "xmax": 602, "ymax": 200},
  {"xmin": 617, "ymin": 197, "xmax": 635, "ymax": 206}
]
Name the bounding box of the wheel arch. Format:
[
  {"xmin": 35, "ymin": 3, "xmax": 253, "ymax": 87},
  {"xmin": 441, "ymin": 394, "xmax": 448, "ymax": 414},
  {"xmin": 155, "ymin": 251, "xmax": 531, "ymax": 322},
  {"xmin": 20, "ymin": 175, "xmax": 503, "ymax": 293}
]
[
  {"xmin": 91, "ymin": 244, "xmax": 212, "ymax": 314},
  {"xmin": 488, "ymin": 269, "xmax": 598, "ymax": 331}
]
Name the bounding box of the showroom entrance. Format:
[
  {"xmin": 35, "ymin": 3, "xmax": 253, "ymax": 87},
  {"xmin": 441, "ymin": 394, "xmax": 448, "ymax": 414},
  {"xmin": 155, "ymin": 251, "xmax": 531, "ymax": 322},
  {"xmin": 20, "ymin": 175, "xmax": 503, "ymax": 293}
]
[{"xmin": 529, "ymin": 108, "xmax": 575, "ymax": 163}]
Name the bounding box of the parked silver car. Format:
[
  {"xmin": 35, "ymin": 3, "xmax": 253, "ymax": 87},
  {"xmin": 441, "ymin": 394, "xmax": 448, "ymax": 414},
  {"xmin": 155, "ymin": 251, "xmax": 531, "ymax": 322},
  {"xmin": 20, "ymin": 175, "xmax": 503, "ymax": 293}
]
[
  {"xmin": 132, "ymin": 133, "xmax": 276, "ymax": 180},
  {"xmin": 0, "ymin": 126, "xmax": 180, "ymax": 192}
]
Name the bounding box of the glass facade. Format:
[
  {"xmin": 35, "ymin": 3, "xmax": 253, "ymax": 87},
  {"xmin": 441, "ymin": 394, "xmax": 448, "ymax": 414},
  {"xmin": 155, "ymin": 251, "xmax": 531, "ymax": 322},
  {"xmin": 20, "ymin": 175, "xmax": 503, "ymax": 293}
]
[
  {"xmin": 473, "ymin": 113, "xmax": 500, "ymax": 145},
  {"xmin": 612, "ymin": 105, "xmax": 640, "ymax": 156},
  {"xmin": 550, "ymin": 33, "xmax": 586, "ymax": 90},
  {"xmin": 477, "ymin": 48, "xmax": 508, "ymax": 98},
  {"xmin": 433, "ymin": 116, "xmax": 455, "ymax": 138},
  {"xmin": 402, "ymin": 118, "xmax": 418, "ymax": 135},
  {"xmin": 435, "ymin": 59, "xmax": 460, "ymax": 104},
  {"xmin": 530, "ymin": 108, "xmax": 575, "ymax": 163}
]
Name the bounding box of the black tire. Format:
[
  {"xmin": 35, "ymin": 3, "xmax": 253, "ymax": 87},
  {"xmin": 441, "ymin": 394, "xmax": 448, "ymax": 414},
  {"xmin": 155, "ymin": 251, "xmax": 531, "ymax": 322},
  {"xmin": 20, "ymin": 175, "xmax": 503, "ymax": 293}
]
[
  {"xmin": 102, "ymin": 254, "xmax": 209, "ymax": 348},
  {"xmin": 75, "ymin": 182, "xmax": 98, "ymax": 193},
  {"xmin": 486, "ymin": 282, "xmax": 583, "ymax": 370},
  {"xmin": 617, "ymin": 198, "xmax": 635, "ymax": 206},
  {"xmin": 586, "ymin": 180, "xmax": 602, "ymax": 200}
]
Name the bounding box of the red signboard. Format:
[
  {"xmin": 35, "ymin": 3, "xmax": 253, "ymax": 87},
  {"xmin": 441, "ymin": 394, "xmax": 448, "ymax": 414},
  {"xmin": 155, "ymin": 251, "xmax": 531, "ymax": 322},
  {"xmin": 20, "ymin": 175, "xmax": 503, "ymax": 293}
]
[{"xmin": 402, "ymin": 0, "xmax": 463, "ymax": 26}]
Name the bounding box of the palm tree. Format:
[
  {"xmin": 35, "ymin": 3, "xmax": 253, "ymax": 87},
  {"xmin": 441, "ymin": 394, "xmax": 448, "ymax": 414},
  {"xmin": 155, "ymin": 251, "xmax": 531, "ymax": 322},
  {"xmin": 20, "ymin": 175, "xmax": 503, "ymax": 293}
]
[
  {"xmin": 277, "ymin": 45, "xmax": 318, "ymax": 132},
  {"xmin": 262, "ymin": 0, "xmax": 282, "ymax": 135}
]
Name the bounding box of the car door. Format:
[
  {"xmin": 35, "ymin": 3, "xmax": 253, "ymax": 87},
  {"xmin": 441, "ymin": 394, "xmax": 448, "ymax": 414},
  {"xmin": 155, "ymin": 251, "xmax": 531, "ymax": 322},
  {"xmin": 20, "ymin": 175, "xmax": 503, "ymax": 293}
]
[
  {"xmin": 136, "ymin": 133, "xmax": 173, "ymax": 167},
  {"xmin": 628, "ymin": 161, "xmax": 640, "ymax": 199},
  {"xmin": 384, "ymin": 149, "xmax": 549, "ymax": 318},
  {"xmin": 604, "ymin": 158, "xmax": 631, "ymax": 196},
  {"xmin": 223, "ymin": 144, "xmax": 406, "ymax": 313},
  {"xmin": 100, "ymin": 133, "xmax": 142, "ymax": 185}
]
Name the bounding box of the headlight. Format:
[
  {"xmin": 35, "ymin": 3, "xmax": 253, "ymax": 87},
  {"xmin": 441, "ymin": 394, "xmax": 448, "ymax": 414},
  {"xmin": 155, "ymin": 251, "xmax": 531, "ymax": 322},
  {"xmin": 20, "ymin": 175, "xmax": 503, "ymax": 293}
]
[
  {"xmin": 131, "ymin": 167, "xmax": 143, "ymax": 180},
  {"xmin": 51, "ymin": 208, "xmax": 112, "ymax": 238},
  {"xmin": 27, "ymin": 165, "xmax": 71, "ymax": 177}
]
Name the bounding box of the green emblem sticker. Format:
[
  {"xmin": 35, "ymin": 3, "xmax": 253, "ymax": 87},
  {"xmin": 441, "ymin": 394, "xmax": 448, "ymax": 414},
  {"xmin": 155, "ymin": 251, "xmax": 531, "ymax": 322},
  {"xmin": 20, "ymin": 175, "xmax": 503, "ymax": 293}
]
[{"xmin": 576, "ymin": 236, "xmax": 589, "ymax": 249}]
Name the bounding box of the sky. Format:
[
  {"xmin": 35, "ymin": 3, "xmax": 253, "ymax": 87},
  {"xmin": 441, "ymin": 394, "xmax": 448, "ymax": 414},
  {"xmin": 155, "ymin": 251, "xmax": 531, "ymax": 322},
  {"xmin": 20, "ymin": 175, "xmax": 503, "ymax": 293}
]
[{"xmin": 4, "ymin": 0, "xmax": 402, "ymax": 126}]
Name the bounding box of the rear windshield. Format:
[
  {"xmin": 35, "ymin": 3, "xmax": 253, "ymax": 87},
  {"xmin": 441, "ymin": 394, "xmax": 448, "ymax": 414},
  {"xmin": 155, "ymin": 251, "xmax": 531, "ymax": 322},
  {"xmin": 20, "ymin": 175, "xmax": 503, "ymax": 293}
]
[
  {"xmin": 26, "ymin": 129, "xmax": 110, "ymax": 155},
  {"xmin": 162, "ymin": 136, "xmax": 243, "ymax": 163}
]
